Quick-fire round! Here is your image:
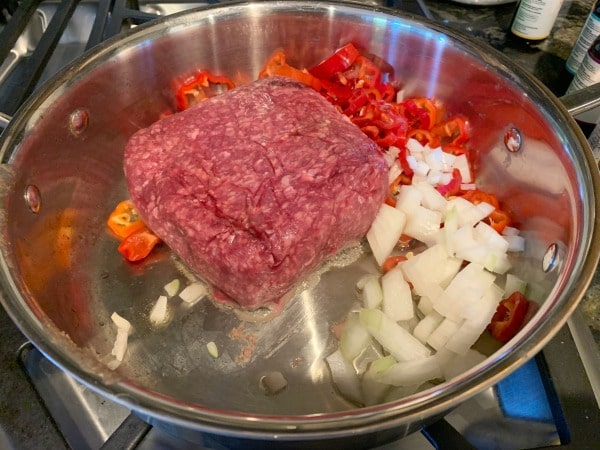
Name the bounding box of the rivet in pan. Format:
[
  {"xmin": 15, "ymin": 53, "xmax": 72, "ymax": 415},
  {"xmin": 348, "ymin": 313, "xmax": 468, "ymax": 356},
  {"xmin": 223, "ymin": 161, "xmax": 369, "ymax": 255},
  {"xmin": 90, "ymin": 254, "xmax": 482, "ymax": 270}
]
[
  {"xmin": 24, "ymin": 184, "xmax": 41, "ymax": 213},
  {"xmin": 69, "ymin": 108, "xmax": 89, "ymax": 136},
  {"xmin": 504, "ymin": 127, "xmax": 522, "ymax": 153},
  {"xmin": 542, "ymin": 243, "xmax": 559, "ymax": 273}
]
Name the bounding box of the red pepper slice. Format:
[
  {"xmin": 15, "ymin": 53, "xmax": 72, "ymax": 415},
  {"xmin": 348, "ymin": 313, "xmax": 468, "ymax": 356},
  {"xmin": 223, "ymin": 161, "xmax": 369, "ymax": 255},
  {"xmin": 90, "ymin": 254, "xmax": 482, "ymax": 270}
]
[
  {"xmin": 118, "ymin": 228, "xmax": 161, "ymax": 262},
  {"xmin": 436, "ymin": 168, "xmax": 462, "ymax": 197},
  {"xmin": 382, "ymin": 255, "xmax": 408, "ymax": 273},
  {"xmin": 175, "ymin": 71, "xmax": 235, "ymax": 111},
  {"xmin": 431, "ymin": 116, "xmax": 470, "ymax": 146},
  {"xmin": 459, "ymin": 189, "xmax": 511, "ymax": 233},
  {"xmin": 488, "ymin": 209, "xmax": 511, "ymax": 234},
  {"xmin": 308, "ymin": 43, "xmax": 360, "ymax": 80},
  {"xmin": 488, "ymin": 291, "xmax": 530, "ymax": 343}
]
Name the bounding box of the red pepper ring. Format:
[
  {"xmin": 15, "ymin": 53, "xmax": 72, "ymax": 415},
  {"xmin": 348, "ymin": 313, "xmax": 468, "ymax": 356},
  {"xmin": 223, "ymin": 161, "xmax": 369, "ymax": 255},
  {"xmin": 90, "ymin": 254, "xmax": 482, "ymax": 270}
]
[
  {"xmin": 176, "ymin": 71, "xmax": 235, "ymax": 110},
  {"xmin": 488, "ymin": 291, "xmax": 531, "ymax": 343},
  {"xmin": 308, "ymin": 43, "xmax": 360, "ymax": 80}
]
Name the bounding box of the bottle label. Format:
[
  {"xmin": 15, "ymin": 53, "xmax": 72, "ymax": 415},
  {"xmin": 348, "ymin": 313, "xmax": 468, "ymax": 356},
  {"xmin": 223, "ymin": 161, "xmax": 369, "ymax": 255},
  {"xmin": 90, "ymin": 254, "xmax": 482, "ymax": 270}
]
[
  {"xmin": 587, "ymin": 122, "xmax": 600, "ymax": 166},
  {"xmin": 511, "ymin": 0, "xmax": 564, "ymax": 40},
  {"xmin": 566, "ymin": 12, "xmax": 600, "ymax": 74},
  {"xmin": 567, "ymin": 52, "xmax": 600, "ymax": 93}
]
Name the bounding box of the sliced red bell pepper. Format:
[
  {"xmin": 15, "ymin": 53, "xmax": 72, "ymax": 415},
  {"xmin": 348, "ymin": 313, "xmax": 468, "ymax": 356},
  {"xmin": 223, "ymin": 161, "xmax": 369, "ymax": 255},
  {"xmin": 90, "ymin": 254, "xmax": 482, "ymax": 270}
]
[
  {"xmin": 107, "ymin": 200, "xmax": 146, "ymax": 239},
  {"xmin": 431, "ymin": 116, "xmax": 470, "ymax": 146},
  {"xmin": 488, "ymin": 291, "xmax": 530, "ymax": 343},
  {"xmin": 382, "ymin": 255, "xmax": 408, "ymax": 273},
  {"xmin": 488, "ymin": 209, "xmax": 511, "ymax": 234},
  {"xmin": 402, "ymin": 98, "xmax": 436, "ymax": 130},
  {"xmin": 118, "ymin": 228, "xmax": 161, "ymax": 262},
  {"xmin": 459, "ymin": 189, "xmax": 511, "ymax": 233},
  {"xmin": 176, "ymin": 70, "xmax": 235, "ymax": 111},
  {"xmin": 436, "ymin": 168, "xmax": 462, "ymax": 197},
  {"xmin": 459, "ymin": 189, "xmax": 500, "ymax": 210},
  {"xmin": 407, "ymin": 129, "xmax": 441, "ymax": 148},
  {"xmin": 308, "ymin": 43, "xmax": 360, "ymax": 80}
]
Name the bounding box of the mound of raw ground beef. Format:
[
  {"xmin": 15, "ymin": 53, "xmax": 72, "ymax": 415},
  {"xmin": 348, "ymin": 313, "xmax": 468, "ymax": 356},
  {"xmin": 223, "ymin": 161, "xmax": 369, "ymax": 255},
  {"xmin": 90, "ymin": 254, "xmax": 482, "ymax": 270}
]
[{"xmin": 124, "ymin": 76, "xmax": 388, "ymax": 310}]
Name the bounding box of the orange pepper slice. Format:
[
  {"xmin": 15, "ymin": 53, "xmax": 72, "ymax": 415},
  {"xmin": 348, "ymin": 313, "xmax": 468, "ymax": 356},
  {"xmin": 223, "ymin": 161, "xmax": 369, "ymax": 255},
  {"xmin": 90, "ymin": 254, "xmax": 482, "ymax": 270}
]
[{"xmin": 107, "ymin": 200, "xmax": 146, "ymax": 239}]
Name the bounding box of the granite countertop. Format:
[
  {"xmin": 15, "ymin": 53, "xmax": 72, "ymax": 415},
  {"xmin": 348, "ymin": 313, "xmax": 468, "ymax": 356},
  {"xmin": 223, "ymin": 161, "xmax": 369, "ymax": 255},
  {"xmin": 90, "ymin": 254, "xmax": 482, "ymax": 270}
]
[{"xmin": 422, "ymin": 0, "xmax": 600, "ymax": 342}]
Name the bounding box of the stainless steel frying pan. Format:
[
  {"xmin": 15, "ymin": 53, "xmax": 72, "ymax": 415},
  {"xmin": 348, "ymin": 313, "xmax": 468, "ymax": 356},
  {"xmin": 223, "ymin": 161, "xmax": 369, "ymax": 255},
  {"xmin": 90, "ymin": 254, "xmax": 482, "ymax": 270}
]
[{"xmin": 0, "ymin": 1, "xmax": 598, "ymax": 447}]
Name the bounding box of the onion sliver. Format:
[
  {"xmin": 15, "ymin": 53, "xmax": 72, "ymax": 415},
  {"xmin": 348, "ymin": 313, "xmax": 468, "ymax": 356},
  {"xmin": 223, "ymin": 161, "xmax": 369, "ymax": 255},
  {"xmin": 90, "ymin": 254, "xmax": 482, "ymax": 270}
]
[
  {"xmin": 179, "ymin": 282, "xmax": 208, "ymax": 304},
  {"xmin": 359, "ymin": 308, "xmax": 431, "ymax": 361},
  {"xmin": 339, "ymin": 312, "xmax": 371, "ymax": 361},
  {"xmin": 366, "ymin": 204, "xmax": 407, "ymax": 266},
  {"xmin": 149, "ymin": 295, "xmax": 168, "ymax": 325},
  {"xmin": 326, "ymin": 349, "xmax": 363, "ymax": 405},
  {"xmin": 111, "ymin": 328, "xmax": 129, "ymax": 362},
  {"xmin": 361, "ymin": 356, "xmax": 395, "ymax": 406},
  {"xmin": 375, "ymin": 355, "xmax": 442, "ymax": 387},
  {"xmin": 381, "ymin": 266, "xmax": 414, "ymax": 321},
  {"xmin": 111, "ymin": 312, "xmax": 131, "ymax": 332}
]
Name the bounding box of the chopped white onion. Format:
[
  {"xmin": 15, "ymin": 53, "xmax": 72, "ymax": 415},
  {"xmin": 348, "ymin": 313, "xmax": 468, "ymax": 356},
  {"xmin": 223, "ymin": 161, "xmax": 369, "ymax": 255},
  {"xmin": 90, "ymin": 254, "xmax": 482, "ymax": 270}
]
[
  {"xmin": 359, "ymin": 308, "xmax": 431, "ymax": 362},
  {"xmin": 339, "ymin": 312, "xmax": 371, "ymax": 361},
  {"xmin": 361, "ymin": 356, "xmax": 395, "ymax": 406},
  {"xmin": 375, "ymin": 355, "xmax": 442, "ymax": 387},
  {"xmin": 111, "ymin": 328, "xmax": 129, "ymax": 362},
  {"xmin": 149, "ymin": 295, "xmax": 168, "ymax": 325},
  {"xmin": 163, "ymin": 279, "xmax": 181, "ymax": 297},
  {"xmin": 206, "ymin": 341, "xmax": 219, "ymax": 358},
  {"xmin": 111, "ymin": 312, "xmax": 131, "ymax": 333},
  {"xmin": 179, "ymin": 282, "xmax": 208, "ymax": 304},
  {"xmin": 366, "ymin": 204, "xmax": 407, "ymax": 266},
  {"xmin": 427, "ymin": 317, "xmax": 462, "ymax": 351},
  {"xmin": 362, "ymin": 275, "xmax": 384, "ymax": 309},
  {"xmin": 504, "ymin": 273, "xmax": 527, "ymax": 296},
  {"xmin": 413, "ymin": 311, "xmax": 444, "ymax": 344},
  {"xmin": 452, "ymin": 153, "xmax": 472, "ymax": 183},
  {"xmin": 381, "ymin": 266, "xmax": 414, "ymax": 322},
  {"xmin": 326, "ymin": 349, "xmax": 363, "ymax": 405}
]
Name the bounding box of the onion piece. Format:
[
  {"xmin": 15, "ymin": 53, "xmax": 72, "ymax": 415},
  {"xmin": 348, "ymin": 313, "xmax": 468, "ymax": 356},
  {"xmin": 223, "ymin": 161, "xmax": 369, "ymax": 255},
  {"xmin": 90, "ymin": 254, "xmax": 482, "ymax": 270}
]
[
  {"xmin": 375, "ymin": 355, "xmax": 442, "ymax": 387},
  {"xmin": 110, "ymin": 312, "xmax": 132, "ymax": 365},
  {"xmin": 359, "ymin": 308, "xmax": 431, "ymax": 361},
  {"xmin": 433, "ymin": 262, "xmax": 496, "ymax": 321},
  {"xmin": 361, "ymin": 275, "xmax": 383, "ymax": 309},
  {"xmin": 179, "ymin": 282, "xmax": 208, "ymax": 304},
  {"xmin": 366, "ymin": 204, "xmax": 407, "ymax": 266},
  {"xmin": 206, "ymin": 341, "xmax": 219, "ymax": 358},
  {"xmin": 361, "ymin": 356, "xmax": 395, "ymax": 406},
  {"xmin": 427, "ymin": 317, "xmax": 462, "ymax": 351},
  {"xmin": 413, "ymin": 311, "xmax": 444, "ymax": 344},
  {"xmin": 402, "ymin": 244, "xmax": 462, "ymax": 302},
  {"xmin": 414, "ymin": 182, "xmax": 448, "ymax": 213},
  {"xmin": 452, "ymin": 153, "xmax": 472, "ymax": 184},
  {"xmin": 149, "ymin": 295, "xmax": 168, "ymax": 325},
  {"xmin": 381, "ymin": 266, "xmax": 414, "ymax": 322},
  {"xmin": 339, "ymin": 312, "xmax": 371, "ymax": 361},
  {"xmin": 505, "ymin": 273, "xmax": 527, "ymax": 295},
  {"xmin": 325, "ymin": 349, "xmax": 363, "ymax": 405},
  {"xmin": 402, "ymin": 206, "xmax": 443, "ymax": 247},
  {"xmin": 111, "ymin": 312, "xmax": 131, "ymax": 333},
  {"xmin": 111, "ymin": 328, "xmax": 129, "ymax": 362},
  {"xmin": 163, "ymin": 279, "xmax": 181, "ymax": 297}
]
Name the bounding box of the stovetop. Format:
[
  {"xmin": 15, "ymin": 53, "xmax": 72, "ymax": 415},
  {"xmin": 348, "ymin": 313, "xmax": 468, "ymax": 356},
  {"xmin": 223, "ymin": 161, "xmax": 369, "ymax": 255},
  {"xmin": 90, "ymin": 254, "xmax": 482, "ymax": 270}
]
[{"xmin": 1, "ymin": 1, "xmax": 600, "ymax": 449}]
